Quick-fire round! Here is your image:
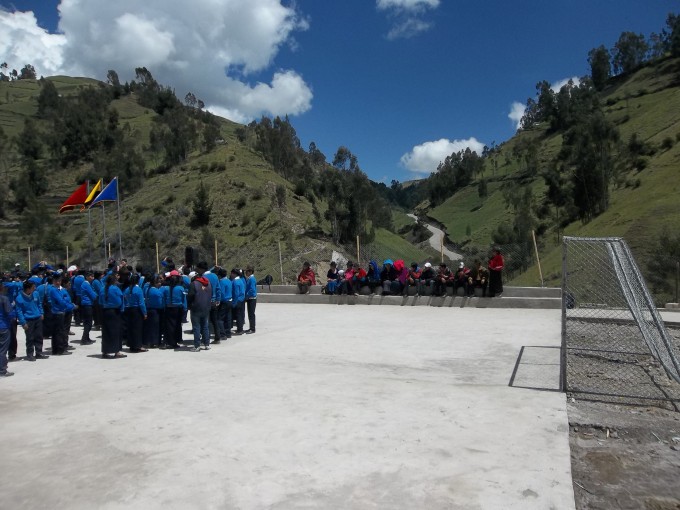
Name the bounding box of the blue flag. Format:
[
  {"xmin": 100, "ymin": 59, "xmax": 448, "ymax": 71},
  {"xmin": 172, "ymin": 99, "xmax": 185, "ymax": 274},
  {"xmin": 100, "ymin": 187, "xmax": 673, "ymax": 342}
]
[{"xmin": 88, "ymin": 177, "xmax": 118, "ymax": 207}]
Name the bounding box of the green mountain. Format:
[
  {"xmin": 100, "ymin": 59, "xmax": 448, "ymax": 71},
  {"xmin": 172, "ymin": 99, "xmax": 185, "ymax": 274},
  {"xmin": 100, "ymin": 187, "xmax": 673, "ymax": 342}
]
[{"xmin": 0, "ymin": 73, "xmax": 436, "ymax": 281}]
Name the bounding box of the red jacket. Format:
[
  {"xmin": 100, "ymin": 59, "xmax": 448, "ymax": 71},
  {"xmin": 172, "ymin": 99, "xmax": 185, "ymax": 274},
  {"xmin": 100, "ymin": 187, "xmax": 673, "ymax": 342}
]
[{"xmin": 488, "ymin": 254, "xmax": 504, "ymax": 271}]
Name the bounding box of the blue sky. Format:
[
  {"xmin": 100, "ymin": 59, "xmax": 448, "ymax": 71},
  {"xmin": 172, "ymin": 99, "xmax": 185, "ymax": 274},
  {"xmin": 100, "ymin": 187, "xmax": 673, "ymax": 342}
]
[{"xmin": 0, "ymin": 0, "xmax": 677, "ymax": 182}]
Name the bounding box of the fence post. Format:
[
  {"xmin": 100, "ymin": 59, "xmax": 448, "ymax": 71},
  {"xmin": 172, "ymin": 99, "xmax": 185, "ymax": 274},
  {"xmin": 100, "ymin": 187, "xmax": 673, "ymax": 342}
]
[
  {"xmin": 66, "ymin": 245, "xmax": 69, "ymax": 269},
  {"xmin": 676, "ymin": 260, "xmax": 679, "ymax": 303},
  {"xmin": 440, "ymin": 237, "xmax": 444, "ymax": 264},
  {"xmin": 532, "ymin": 230, "xmax": 544, "ymax": 287},
  {"xmin": 356, "ymin": 235, "xmax": 360, "ymax": 266},
  {"xmin": 28, "ymin": 246, "xmax": 31, "ymax": 269},
  {"xmin": 278, "ymin": 241, "xmax": 284, "ymax": 284},
  {"xmin": 156, "ymin": 242, "xmax": 160, "ymax": 274},
  {"xmin": 214, "ymin": 239, "xmax": 218, "ymax": 267}
]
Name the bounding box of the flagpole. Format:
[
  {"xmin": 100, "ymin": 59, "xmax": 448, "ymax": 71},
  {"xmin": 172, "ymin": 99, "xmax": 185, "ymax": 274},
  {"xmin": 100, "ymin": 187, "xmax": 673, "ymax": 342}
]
[
  {"xmin": 87, "ymin": 180, "xmax": 92, "ymax": 269},
  {"xmin": 116, "ymin": 177, "xmax": 123, "ymax": 261},
  {"xmin": 102, "ymin": 204, "xmax": 107, "ymax": 265}
]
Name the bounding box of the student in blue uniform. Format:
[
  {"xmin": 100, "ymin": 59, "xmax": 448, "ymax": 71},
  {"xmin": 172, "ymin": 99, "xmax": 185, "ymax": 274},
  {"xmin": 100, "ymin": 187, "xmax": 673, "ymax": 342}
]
[
  {"xmin": 123, "ymin": 273, "xmax": 147, "ymax": 353},
  {"xmin": 244, "ymin": 266, "xmax": 257, "ymax": 334},
  {"xmin": 100, "ymin": 274, "xmax": 126, "ymax": 359},
  {"xmin": 163, "ymin": 271, "xmax": 186, "ymax": 349},
  {"xmin": 79, "ymin": 272, "xmax": 98, "ymax": 345},
  {"xmin": 143, "ymin": 276, "xmax": 165, "ymax": 349},
  {"xmin": 231, "ymin": 268, "xmax": 246, "ymax": 335},
  {"xmin": 0, "ymin": 281, "xmax": 13, "ymax": 377},
  {"xmin": 203, "ymin": 266, "xmax": 221, "ymax": 343},
  {"xmin": 217, "ymin": 268, "xmax": 232, "ymax": 341},
  {"xmin": 49, "ymin": 274, "xmax": 75, "ymax": 356},
  {"xmin": 15, "ymin": 280, "xmax": 47, "ymax": 361}
]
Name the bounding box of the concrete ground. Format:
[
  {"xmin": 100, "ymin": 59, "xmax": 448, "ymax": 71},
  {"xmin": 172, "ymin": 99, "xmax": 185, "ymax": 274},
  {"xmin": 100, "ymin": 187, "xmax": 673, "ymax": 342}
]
[{"xmin": 0, "ymin": 305, "xmax": 575, "ymax": 510}]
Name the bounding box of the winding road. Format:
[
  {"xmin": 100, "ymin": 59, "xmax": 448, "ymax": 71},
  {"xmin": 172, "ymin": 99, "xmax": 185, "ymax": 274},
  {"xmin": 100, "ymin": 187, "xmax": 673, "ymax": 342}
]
[{"xmin": 407, "ymin": 213, "xmax": 462, "ymax": 261}]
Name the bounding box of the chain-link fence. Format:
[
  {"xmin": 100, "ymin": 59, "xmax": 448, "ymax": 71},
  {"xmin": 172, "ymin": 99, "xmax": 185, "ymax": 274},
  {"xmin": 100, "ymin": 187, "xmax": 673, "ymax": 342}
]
[{"xmin": 562, "ymin": 236, "xmax": 680, "ymax": 409}]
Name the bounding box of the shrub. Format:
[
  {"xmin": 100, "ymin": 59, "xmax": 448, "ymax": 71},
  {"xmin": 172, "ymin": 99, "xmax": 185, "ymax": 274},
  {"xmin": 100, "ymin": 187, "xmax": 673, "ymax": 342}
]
[
  {"xmin": 661, "ymin": 137, "xmax": 674, "ymax": 151},
  {"xmin": 236, "ymin": 196, "xmax": 247, "ymax": 209}
]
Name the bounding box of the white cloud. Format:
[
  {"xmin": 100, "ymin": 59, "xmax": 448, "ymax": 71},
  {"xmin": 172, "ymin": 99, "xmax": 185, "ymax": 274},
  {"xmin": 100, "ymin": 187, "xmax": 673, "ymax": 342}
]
[
  {"xmin": 377, "ymin": 0, "xmax": 440, "ymax": 11},
  {"xmin": 508, "ymin": 101, "xmax": 526, "ymax": 131},
  {"xmin": 400, "ymin": 137, "xmax": 485, "ymax": 175},
  {"xmin": 0, "ymin": 9, "xmax": 66, "ymax": 76},
  {"xmin": 376, "ymin": 0, "xmax": 439, "ymax": 40},
  {"xmin": 0, "ymin": 1, "xmax": 312, "ymax": 121},
  {"xmin": 551, "ymin": 76, "xmax": 580, "ymax": 92},
  {"xmin": 387, "ymin": 18, "xmax": 432, "ymax": 40}
]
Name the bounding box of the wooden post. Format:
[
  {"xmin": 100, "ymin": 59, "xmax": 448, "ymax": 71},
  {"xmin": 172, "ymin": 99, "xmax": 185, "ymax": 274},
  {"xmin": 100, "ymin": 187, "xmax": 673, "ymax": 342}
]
[
  {"xmin": 356, "ymin": 235, "xmax": 360, "ymax": 265},
  {"xmin": 440, "ymin": 237, "xmax": 444, "ymax": 264},
  {"xmin": 532, "ymin": 230, "xmax": 544, "ymax": 287},
  {"xmin": 214, "ymin": 239, "xmax": 218, "ymax": 267},
  {"xmin": 278, "ymin": 241, "xmax": 284, "ymax": 284},
  {"xmin": 108, "ymin": 243, "xmax": 111, "ymax": 259},
  {"xmin": 156, "ymin": 242, "xmax": 160, "ymax": 274},
  {"xmin": 28, "ymin": 246, "xmax": 31, "ymax": 269},
  {"xmin": 66, "ymin": 245, "xmax": 69, "ymax": 269}
]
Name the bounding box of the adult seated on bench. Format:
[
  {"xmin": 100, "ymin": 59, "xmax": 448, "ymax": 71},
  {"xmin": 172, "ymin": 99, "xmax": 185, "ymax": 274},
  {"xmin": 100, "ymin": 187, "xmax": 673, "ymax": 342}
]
[
  {"xmin": 366, "ymin": 260, "xmax": 381, "ymax": 294},
  {"xmin": 322, "ymin": 261, "xmax": 340, "ymax": 295},
  {"xmin": 472, "ymin": 260, "xmax": 488, "ymax": 297},
  {"xmin": 454, "ymin": 261, "xmax": 472, "ymax": 296},
  {"xmin": 419, "ymin": 262, "xmax": 435, "ymax": 295},
  {"xmin": 404, "ymin": 262, "xmax": 421, "ymax": 295},
  {"xmin": 433, "ymin": 262, "xmax": 453, "ymax": 296},
  {"xmin": 380, "ymin": 259, "xmax": 402, "ymax": 295},
  {"xmin": 297, "ymin": 262, "xmax": 316, "ymax": 294}
]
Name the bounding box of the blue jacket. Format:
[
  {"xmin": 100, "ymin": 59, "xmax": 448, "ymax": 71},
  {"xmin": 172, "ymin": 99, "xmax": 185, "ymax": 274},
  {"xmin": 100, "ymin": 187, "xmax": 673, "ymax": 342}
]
[
  {"xmin": 219, "ymin": 277, "xmax": 233, "ymax": 303},
  {"xmin": 232, "ymin": 277, "xmax": 245, "ymax": 306},
  {"xmin": 80, "ymin": 280, "xmax": 98, "ymax": 306},
  {"xmin": 0, "ymin": 294, "xmax": 11, "ymax": 330},
  {"xmin": 205, "ymin": 272, "xmax": 221, "ymax": 302},
  {"xmin": 245, "ymin": 274, "xmax": 257, "ymax": 299},
  {"xmin": 5, "ymin": 281, "xmax": 21, "ymax": 304},
  {"xmin": 165, "ymin": 284, "xmax": 187, "ymax": 310},
  {"xmin": 145, "ymin": 286, "xmax": 165, "ymax": 310},
  {"xmin": 36, "ymin": 284, "xmax": 49, "ymax": 306},
  {"xmin": 49, "ymin": 286, "xmax": 75, "ymax": 314},
  {"xmin": 92, "ymin": 278, "xmax": 103, "ymax": 297},
  {"xmin": 124, "ymin": 285, "xmax": 147, "ymax": 316},
  {"xmin": 72, "ymin": 274, "xmax": 85, "ymax": 297},
  {"xmin": 29, "ymin": 275, "xmax": 43, "ymax": 287},
  {"xmin": 15, "ymin": 291, "xmax": 43, "ymax": 325},
  {"xmin": 100, "ymin": 284, "xmax": 124, "ymax": 312}
]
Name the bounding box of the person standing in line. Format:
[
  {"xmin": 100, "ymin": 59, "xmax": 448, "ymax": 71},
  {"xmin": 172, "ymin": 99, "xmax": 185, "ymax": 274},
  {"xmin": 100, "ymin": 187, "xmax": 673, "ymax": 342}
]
[
  {"xmin": 60, "ymin": 278, "xmax": 76, "ymax": 340},
  {"xmin": 143, "ymin": 276, "xmax": 164, "ymax": 349},
  {"xmin": 163, "ymin": 271, "xmax": 186, "ymax": 349},
  {"xmin": 217, "ymin": 268, "xmax": 232, "ymax": 342},
  {"xmin": 124, "ymin": 273, "xmax": 148, "ymax": 353},
  {"xmin": 188, "ymin": 262, "xmax": 212, "ymax": 351},
  {"xmin": 0, "ymin": 281, "xmax": 14, "ymax": 377},
  {"xmin": 37, "ymin": 276, "xmax": 54, "ymax": 340},
  {"xmin": 244, "ymin": 266, "xmax": 257, "ymax": 334},
  {"xmin": 72, "ymin": 270, "xmax": 85, "ymax": 326},
  {"xmin": 15, "ymin": 281, "xmax": 48, "ymax": 361},
  {"xmin": 79, "ymin": 272, "xmax": 98, "ymax": 345},
  {"xmin": 91, "ymin": 271, "xmax": 104, "ymax": 330},
  {"xmin": 4, "ymin": 274, "xmax": 21, "ymax": 362},
  {"xmin": 100, "ymin": 274, "xmax": 126, "ymax": 359},
  {"xmin": 203, "ymin": 265, "xmax": 222, "ymax": 343},
  {"xmin": 488, "ymin": 247, "xmax": 505, "ymax": 297},
  {"xmin": 48, "ymin": 274, "xmax": 74, "ymax": 356},
  {"xmin": 231, "ymin": 269, "xmax": 246, "ymax": 335}
]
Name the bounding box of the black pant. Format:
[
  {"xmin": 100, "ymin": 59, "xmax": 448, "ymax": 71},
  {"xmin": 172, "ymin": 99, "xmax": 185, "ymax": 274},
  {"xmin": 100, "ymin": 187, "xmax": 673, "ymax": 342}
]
[
  {"xmin": 246, "ymin": 299, "xmax": 256, "ymax": 332},
  {"xmin": 8, "ymin": 318, "xmax": 17, "ymax": 358},
  {"xmin": 93, "ymin": 303, "xmax": 102, "ymax": 329},
  {"xmin": 51, "ymin": 313, "xmax": 67, "ymax": 354},
  {"xmin": 73, "ymin": 295, "xmax": 82, "ymax": 325},
  {"xmin": 165, "ymin": 307, "xmax": 183, "ymax": 347},
  {"xmin": 210, "ymin": 304, "xmax": 221, "ymax": 341},
  {"xmin": 219, "ymin": 302, "xmax": 232, "ymax": 338},
  {"xmin": 233, "ymin": 302, "xmax": 245, "ymax": 332},
  {"xmin": 81, "ymin": 305, "xmax": 93, "ymax": 342},
  {"xmin": 24, "ymin": 318, "xmax": 43, "ymax": 356}
]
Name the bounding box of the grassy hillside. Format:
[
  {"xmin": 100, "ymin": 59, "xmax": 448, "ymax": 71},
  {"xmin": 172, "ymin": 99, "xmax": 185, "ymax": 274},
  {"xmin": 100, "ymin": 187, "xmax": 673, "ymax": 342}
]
[
  {"xmin": 427, "ymin": 57, "xmax": 680, "ymax": 300},
  {"xmin": 0, "ymin": 76, "xmax": 436, "ymax": 281}
]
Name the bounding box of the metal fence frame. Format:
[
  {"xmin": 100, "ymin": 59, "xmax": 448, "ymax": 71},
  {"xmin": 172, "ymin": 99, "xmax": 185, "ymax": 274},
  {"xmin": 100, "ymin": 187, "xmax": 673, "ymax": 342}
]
[{"xmin": 561, "ymin": 236, "xmax": 680, "ymax": 408}]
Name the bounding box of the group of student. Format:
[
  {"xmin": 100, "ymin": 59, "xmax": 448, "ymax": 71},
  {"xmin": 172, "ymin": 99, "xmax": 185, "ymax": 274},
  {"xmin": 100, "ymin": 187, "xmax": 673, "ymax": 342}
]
[
  {"xmin": 298, "ymin": 248, "xmax": 505, "ymax": 298},
  {"xmin": 0, "ymin": 256, "xmax": 258, "ymax": 378}
]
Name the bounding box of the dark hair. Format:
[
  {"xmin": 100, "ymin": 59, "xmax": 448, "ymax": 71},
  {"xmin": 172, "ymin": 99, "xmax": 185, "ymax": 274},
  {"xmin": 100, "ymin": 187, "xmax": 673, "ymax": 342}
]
[{"xmin": 23, "ymin": 281, "xmax": 35, "ymax": 291}]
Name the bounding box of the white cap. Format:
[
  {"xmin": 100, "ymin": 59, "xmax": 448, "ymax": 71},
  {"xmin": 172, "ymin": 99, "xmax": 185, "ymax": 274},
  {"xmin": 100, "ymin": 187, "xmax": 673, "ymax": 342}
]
[
  {"xmin": 424, "ymin": 262, "xmax": 432, "ymax": 268},
  {"xmin": 164, "ymin": 272, "xmax": 171, "ymax": 278},
  {"xmin": 14, "ymin": 262, "xmax": 20, "ymax": 267},
  {"xmin": 68, "ymin": 265, "xmax": 78, "ymax": 272},
  {"xmin": 459, "ymin": 262, "xmax": 464, "ymax": 268},
  {"xmin": 189, "ymin": 271, "xmax": 197, "ymax": 278}
]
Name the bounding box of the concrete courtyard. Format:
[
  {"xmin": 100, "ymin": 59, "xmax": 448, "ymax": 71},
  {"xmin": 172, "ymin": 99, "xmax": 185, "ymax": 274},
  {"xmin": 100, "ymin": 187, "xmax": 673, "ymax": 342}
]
[{"xmin": 0, "ymin": 304, "xmax": 575, "ymax": 510}]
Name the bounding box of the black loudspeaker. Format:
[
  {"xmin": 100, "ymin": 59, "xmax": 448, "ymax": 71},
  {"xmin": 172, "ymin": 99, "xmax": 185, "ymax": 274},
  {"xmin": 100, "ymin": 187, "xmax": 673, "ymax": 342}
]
[{"xmin": 185, "ymin": 246, "xmax": 195, "ymax": 268}]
